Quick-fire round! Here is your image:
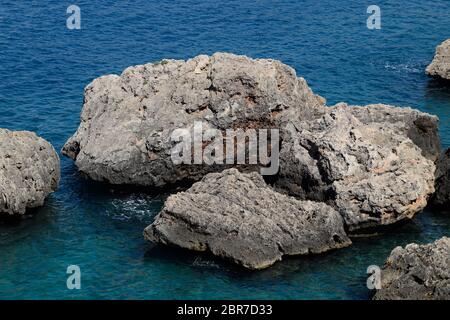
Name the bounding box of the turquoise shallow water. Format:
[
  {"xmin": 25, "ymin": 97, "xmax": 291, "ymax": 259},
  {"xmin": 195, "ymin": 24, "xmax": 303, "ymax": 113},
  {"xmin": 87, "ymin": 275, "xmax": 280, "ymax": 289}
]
[{"xmin": 0, "ymin": 0, "xmax": 449, "ymax": 299}]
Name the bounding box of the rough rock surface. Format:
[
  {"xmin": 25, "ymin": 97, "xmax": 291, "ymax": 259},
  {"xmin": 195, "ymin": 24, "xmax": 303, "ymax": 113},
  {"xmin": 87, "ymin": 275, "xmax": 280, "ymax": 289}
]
[
  {"xmin": 275, "ymin": 106, "xmax": 436, "ymax": 232},
  {"xmin": 342, "ymin": 103, "xmax": 440, "ymax": 161},
  {"xmin": 426, "ymin": 39, "xmax": 450, "ymax": 80},
  {"xmin": 144, "ymin": 169, "xmax": 351, "ymax": 269},
  {"xmin": 0, "ymin": 129, "xmax": 60, "ymax": 216},
  {"xmin": 63, "ymin": 53, "xmax": 440, "ymax": 233},
  {"xmin": 373, "ymin": 237, "xmax": 450, "ymax": 300},
  {"xmin": 62, "ymin": 53, "xmax": 325, "ymax": 186},
  {"xmin": 431, "ymin": 148, "xmax": 450, "ymax": 209}
]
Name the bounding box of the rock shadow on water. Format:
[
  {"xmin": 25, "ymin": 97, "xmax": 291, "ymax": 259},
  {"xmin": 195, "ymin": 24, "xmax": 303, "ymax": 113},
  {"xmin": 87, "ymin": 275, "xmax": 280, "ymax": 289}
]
[
  {"xmin": 143, "ymin": 209, "xmax": 450, "ymax": 299},
  {"xmin": 63, "ymin": 162, "xmax": 175, "ymax": 198},
  {"xmin": 60, "ymin": 162, "xmax": 168, "ymax": 222},
  {"xmin": 0, "ymin": 196, "xmax": 61, "ymax": 245},
  {"xmin": 426, "ymin": 77, "xmax": 450, "ymax": 94},
  {"xmin": 143, "ymin": 241, "xmax": 373, "ymax": 299},
  {"xmin": 425, "ymin": 78, "xmax": 450, "ymax": 107},
  {"xmin": 425, "ymin": 78, "xmax": 450, "ymax": 148}
]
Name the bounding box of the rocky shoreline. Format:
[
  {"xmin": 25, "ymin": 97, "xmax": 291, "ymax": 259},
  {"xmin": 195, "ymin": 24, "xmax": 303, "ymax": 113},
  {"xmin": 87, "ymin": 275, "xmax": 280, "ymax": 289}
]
[
  {"xmin": 57, "ymin": 53, "xmax": 450, "ymax": 273},
  {"xmin": 2, "ymin": 49, "xmax": 449, "ymax": 299}
]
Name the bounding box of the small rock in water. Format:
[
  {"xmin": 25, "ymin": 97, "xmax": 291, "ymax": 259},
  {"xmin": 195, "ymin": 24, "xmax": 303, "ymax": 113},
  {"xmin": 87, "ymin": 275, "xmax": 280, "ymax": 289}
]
[
  {"xmin": 373, "ymin": 237, "xmax": 450, "ymax": 300},
  {"xmin": 0, "ymin": 129, "xmax": 60, "ymax": 216},
  {"xmin": 426, "ymin": 39, "xmax": 450, "ymax": 80}
]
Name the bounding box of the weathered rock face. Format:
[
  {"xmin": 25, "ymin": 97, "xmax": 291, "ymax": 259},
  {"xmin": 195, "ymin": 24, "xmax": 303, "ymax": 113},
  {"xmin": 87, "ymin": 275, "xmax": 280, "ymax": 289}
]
[
  {"xmin": 275, "ymin": 106, "xmax": 436, "ymax": 232},
  {"xmin": 0, "ymin": 129, "xmax": 60, "ymax": 216},
  {"xmin": 64, "ymin": 53, "xmax": 440, "ymax": 234},
  {"xmin": 373, "ymin": 237, "xmax": 450, "ymax": 300},
  {"xmin": 431, "ymin": 148, "xmax": 450, "ymax": 209},
  {"xmin": 62, "ymin": 53, "xmax": 325, "ymax": 187},
  {"xmin": 343, "ymin": 103, "xmax": 440, "ymax": 161},
  {"xmin": 426, "ymin": 39, "xmax": 450, "ymax": 80},
  {"xmin": 144, "ymin": 168, "xmax": 351, "ymax": 269}
]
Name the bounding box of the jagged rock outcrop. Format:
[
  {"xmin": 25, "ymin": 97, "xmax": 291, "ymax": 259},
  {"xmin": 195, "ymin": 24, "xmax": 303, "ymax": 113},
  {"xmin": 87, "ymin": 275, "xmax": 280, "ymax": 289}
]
[
  {"xmin": 342, "ymin": 103, "xmax": 440, "ymax": 161},
  {"xmin": 426, "ymin": 39, "xmax": 450, "ymax": 80},
  {"xmin": 0, "ymin": 129, "xmax": 60, "ymax": 216},
  {"xmin": 144, "ymin": 169, "xmax": 351, "ymax": 269},
  {"xmin": 275, "ymin": 106, "xmax": 436, "ymax": 232},
  {"xmin": 431, "ymin": 148, "xmax": 450, "ymax": 209},
  {"xmin": 63, "ymin": 53, "xmax": 440, "ymax": 233},
  {"xmin": 373, "ymin": 237, "xmax": 450, "ymax": 300},
  {"xmin": 62, "ymin": 53, "xmax": 325, "ymax": 187}
]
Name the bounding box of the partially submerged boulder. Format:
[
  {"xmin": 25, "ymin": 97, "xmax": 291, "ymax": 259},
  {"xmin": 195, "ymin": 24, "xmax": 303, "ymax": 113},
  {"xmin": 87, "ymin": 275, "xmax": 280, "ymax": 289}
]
[
  {"xmin": 144, "ymin": 169, "xmax": 351, "ymax": 269},
  {"xmin": 373, "ymin": 237, "xmax": 450, "ymax": 300},
  {"xmin": 426, "ymin": 39, "xmax": 450, "ymax": 80},
  {"xmin": 0, "ymin": 129, "xmax": 60, "ymax": 216},
  {"xmin": 62, "ymin": 53, "xmax": 325, "ymax": 187},
  {"xmin": 430, "ymin": 148, "xmax": 450, "ymax": 209},
  {"xmin": 275, "ymin": 106, "xmax": 436, "ymax": 232}
]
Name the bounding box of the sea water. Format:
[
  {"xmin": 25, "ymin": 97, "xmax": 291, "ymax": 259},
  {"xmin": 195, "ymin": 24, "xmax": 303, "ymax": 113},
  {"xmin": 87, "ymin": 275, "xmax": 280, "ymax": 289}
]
[{"xmin": 0, "ymin": 0, "xmax": 449, "ymax": 299}]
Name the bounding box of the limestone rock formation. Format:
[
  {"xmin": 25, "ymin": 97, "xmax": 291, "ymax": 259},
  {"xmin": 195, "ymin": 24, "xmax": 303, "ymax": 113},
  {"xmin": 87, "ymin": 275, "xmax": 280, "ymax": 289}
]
[
  {"xmin": 62, "ymin": 53, "xmax": 325, "ymax": 187},
  {"xmin": 63, "ymin": 53, "xmax": 440, "ymax": 233},
  {"xmin": 431, "ymin": 148, "xmax": 450, "ymax": 209},
  {"xmin": 144, "ymin": 169, "xmax": 351, "ymax": 269},
  {"xmin": 275, "ymin": 106, "xmax": 436, "ymax": 232},
  {"xmin": 343, "ymin": 103, "xmax": 440, "ymax": 161},
  {"xmin": 373, "ymin": 237, "xmax": 450, "ymax": 300},
  {"xmin": 0, "ymin": 129, "xmax": 60, "ymax": 216},
  {"xmin": 426, "ymin": 39, "xmax": 450, "ymax": 80}
]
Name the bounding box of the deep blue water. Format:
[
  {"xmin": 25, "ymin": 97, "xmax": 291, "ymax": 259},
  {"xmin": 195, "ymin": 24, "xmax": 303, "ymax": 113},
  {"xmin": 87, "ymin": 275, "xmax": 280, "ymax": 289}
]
[{"xmin": 0, "ymin": 0, "xmax": 449, "ymax": 299}]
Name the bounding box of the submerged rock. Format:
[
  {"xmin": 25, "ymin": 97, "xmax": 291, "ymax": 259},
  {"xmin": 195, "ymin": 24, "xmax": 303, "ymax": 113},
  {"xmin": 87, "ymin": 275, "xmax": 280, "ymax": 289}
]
[
  {"xmin": 431, "ymin": 148, "xmax": 450, "ymax": 209},
  {"xmin": 275, "ymin": 106, "xmax": 436, "ymax": 232},
  {"xmin": 62, "ymin": 52, "xmax": 325, "ymax": 187},
  {"xmin": 144, "ymin": 169, "xmax": 351, "ymax": 270},
  {"xmin": 373, "ymin": 237, "xmax": 450, "ymax": 300},
  {"xmin": 426, "ymin": 39, "xmax": 450, "ymax": 80},
  {"xmin": 0, "ymin": 129, "xmax": 60, "ymax": 216}
]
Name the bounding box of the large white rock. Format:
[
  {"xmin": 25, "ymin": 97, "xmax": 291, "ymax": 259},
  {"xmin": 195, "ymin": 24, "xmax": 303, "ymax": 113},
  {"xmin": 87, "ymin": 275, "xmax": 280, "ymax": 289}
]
[
  {"xmin": 62, "ymin": 53, "xmax": 440, "ymax": 233},
  {"xmin": 62, "ymin": 53, "xmax": 325, "ymax": 187}
]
